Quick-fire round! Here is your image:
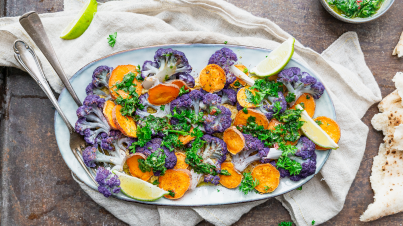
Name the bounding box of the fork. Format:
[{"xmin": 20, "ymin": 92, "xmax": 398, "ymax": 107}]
[{"xmin": 13, "ymin": 40, "xmax": 98, "ymax": 186}]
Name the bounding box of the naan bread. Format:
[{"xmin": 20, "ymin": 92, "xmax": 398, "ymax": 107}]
[
  {"xmin": 371, "ymin": 109, "xmax": 403, "ymax": 150},
  {"xmin": 393, "ymin": 32, "xmax": 403, "ymax": 58},
  {"xmin": 392, "ymin": 72, "xmax": 403, "ymax": 101},
  {"xmin": 378, "ymin": 90, "xmax": 401, "ymax": 113}
]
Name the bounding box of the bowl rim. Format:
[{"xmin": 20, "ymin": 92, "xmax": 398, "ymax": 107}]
[{"xmin": 319, "ymin": 0, "xmax": 395, "ymax": 23}]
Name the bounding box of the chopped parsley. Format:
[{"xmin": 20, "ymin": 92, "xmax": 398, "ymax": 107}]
[
  {"xmin": 312, "ymin": 220, "xmax": 315, "ymax": 225},
  {"xmin": 239, "ymin": 172, "xmax": 259, "ymax": 195},
  {"xmin": 315, "ymin": 120, "xmax": 323, "ymax": 126},
  {"xmin": 264, "ymin": 186, "xmax": 271, "ymax": 192},
  {"xmin": 224, "ymin": 41, "xmax": 228, "ymax": 44},
  {"xmin": 220, "ymin": 170, "xmax": 231, "ymax": 176},
  {"xmin": 286, "ymin": 92, "xmax": 296, "ymax": 103},
  {"xmin": 113, "ymin": 72, "xmax": 143, "ymax": 116},
  {"xmin": 179, "ymin": 86, "xmax": 190, "ymax": 96},
  {"xmin": 296, "ymin": 186, "xmax": 302, "ymax": 190},
  {"xmin": 160, "ymin": 105, "xmax": 165, "ymax": 111},
  {"xmin": 152, "ymin": 180, "xmax": 160, "ymax": 186},
  {"xmin": 138, "ymin": 149, "xmax": 167, "ymax": 175},
  {"xmin": 168, "ymin": 190, "xmax": 175, "ymax": 197},
  {"xmin": 107, "ymin": 32, "xmax": 117, "ymax": 47},
  {"xmin": 306, "ymin": 95, "xmax": 310, "ymax": 99},
  {"xmin": 245, "ymin": 79, "xmax": 281, "ymax": 106},
  {"xmin": 243, "ymin": 107, "xmax": 248, "ymax": 114},
  {"xmin": 233, "ymin": 80, "xmax": 241, "ymax": 87},
  {"xmin": 243, "ymin": 68, "xmax": 249, "ymax": 73}
]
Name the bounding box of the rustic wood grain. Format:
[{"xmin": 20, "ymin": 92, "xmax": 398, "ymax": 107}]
[{"xmin": 0, "ymin": 0, "xmax": 402, "ymax": 225}]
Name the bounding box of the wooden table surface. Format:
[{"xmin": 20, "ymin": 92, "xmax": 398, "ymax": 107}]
[{"xmin": 1, "ymin": 0, "xmax": 402, "ymax": 225}]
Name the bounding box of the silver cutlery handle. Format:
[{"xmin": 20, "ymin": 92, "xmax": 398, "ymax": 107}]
[
  {"xmin": 13, "ymin": 40, "xmax": 75, "ymax": 134},
  {"xmin": 19, "ymin": 11, "xmax": 82, "ymax": 107}
]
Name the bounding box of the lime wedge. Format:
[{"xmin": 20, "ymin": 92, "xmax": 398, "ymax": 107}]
[
  {"xmin": 114, "ymin": 171, "xmax": 168, "ymax": 201},
  {"xmin": 250, "ymin": 37, "xmax": 295, "ymax": 77},
  {"xmin": 296, "ymin": 105, "xmax": 339, "ymax": 150},
  {"xmin": 60, "ymin": 0, "xmax": 97, "ymax": 40}
]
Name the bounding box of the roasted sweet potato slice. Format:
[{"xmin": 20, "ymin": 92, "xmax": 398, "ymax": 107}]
[
  {"xmin": 109, "ymin": 65, "xmax": 142, "ymax": 99},
  {"xmin": 199, "ymin": 64, "xmax": 226, "ymax": 93},
  {"xmin": 112, "ymin": 105, "xmax": 137, "ymax": 138},
  {"xmin": 174, "ymin": 152, "xmax": 188, "ymax": 170},
  {"xmin": 103, "ymin": 100, "xmax": 118, "ymax": 130},
  {"xmin": 168, "ymin": 80, "xmax": 191, "ymax": 91},
  {"xmin": 252, "ymin": 163, "xmax": 280, "ymax": 193},
  {"xmin": 237, "ymin": 87, "xmax": 257, "ymax": 108},
  {"xmin": 234, "ymin": 109, "xmax": 269, "ymax": 129},
  {"xmin": 158, "ymin": 169, "xmax": 192, "ymax": 199},
  {"xmin": 223, "ymin": 126, "xmax": 245, "ymax": 155},
  {"xmin": 126, "ymin": 153, "xmax": 153, "ymax": 181},
  {"xmin": 314, "ymin": 116, "xmax": 341, "ymax": 150},
  {"xmin": 148, "ymin": 83, "xmax": 180, "ymax": 105},
  {"xmin": 178, "ymin": 127, "xmax": 195, "ymax": 145},
  {"xmin": 219, "ymin": 162, "xmax": 243, "ymax": 189},
  {"xmin": 291, "ymin": 93, "xmax": 315, "ymax": 118},
  {"xmin": 230, "ymin": 65, "xmax": 248, "ymax": 88}
]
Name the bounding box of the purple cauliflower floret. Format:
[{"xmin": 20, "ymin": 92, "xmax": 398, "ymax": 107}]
[
  {"xmin": 236, "ymin": 102, "xmax": 243, "ymax": 111},
  {"xmin": 141, "ymin": 48, "xmax": 192, "ymax": 88},
  {"xmin": 256, "ymin": 91, "xmax": 287, "ymax": 121},
  {"xmin": 171, "ymin": 89, "xmax": 204, "ymax": 116},
  {"xmin": 75, "ymin": 95, "xmax": 110, "ymax": 145},
  {"xmin": 208, "ymin": 48, "xmax": 238, "ymax": 86},
  {"xmin": 232, "ymin": 135, "xmax": 265, "ymax": 172},
  {"xmin": 204, "ymin": 174, "xmax": 220, "ymax": 185},
  {"xmin": 95, "ymin": 167, "xmax": 121, "ymax": 198},
  {"xmin": 169, "ymin": 72, "xmax": 195, "ymax": 88},
  {"xmin": 203, "ymin": 105, "xmax": 232, "ymax": 134},
  {"xmin": 201, "ymin": 135, "xmax": 228, "ymax": 171},
  {"xmin": 289, "ymin": 159, "xmax": 316, "ymax": 181},
  {"xmin": 200, "ymin": 93, "xmax": 222, "ymax": 111},
  {"xmin": 136, "ymin": 93, "xmax": 171, "ymax": 118},
  {"xmin": 295, "ymin": 136, "xmax": 316, "ymax": 160},
  {"xmin": 86, "ymin": 66, "xmax": 112, "ymax": 97},
  {"xmin": 136, "ymin": 138, "xmax": 163, "ymax": 156},
  {"xmin": 278, "ymin": 67, "xmax": 325, "ymax": 103},
  {"xmin": 217, "ymin": 89, "xmax": 237, "ymax": 105},
  {"xmin": 82, "ymin": 145, "xmax": 124, "ymax": 168}
]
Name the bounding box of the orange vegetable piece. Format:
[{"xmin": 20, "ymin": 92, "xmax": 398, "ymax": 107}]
[
  {"xmin": 168, "ymin": 80, "xmax": 190, "ymax": 91},
  {"xmin": 103, "ymin": 100, "xmax": 118, "ymax": 130},
  {"xmin": 126, "ymin": 153, "xmax": 153, "ymax": 181},
  {"xmin": 148, "ymin": 83, "xmax": 180, "ymax": 105},
  {"xmin": 314, "ymin": 116, "xmax": 341, "ymax": 150},
  {"xmin": 199, "ymin": 64, "xmax": 226, "ymax": 93},
  {"xmin": 230, "ymin": 65, "xmax": 248, "ymax": 88},
  {"xmin": 252, "ymin": 163, "xmax": 280, "ymax": 193},
  {"xmin": 112, "ymin": 105, "xmax": 137, "ymax": 138},
  {"xmin": 178, "ymin": 127, "xmax": 195, "ymax": 145},
  {"xmin": 109, "ymin": 65, "xmax": 142, "ymax": 99},
  {"xmin": 237, "ymin": 87, "xmax": 257, "ymax": 108},
  {"xmin": 174, "ymin": 153, "xmax": 188, "ymax": 170},
  {"xmin": 223, "ymin": 126, "xmax": 245, "ymax": 155},
  {"xmin": 291, "ymin": 93, "xmax": 316, "ymax": 118},
  {"xmin": 234, "ymin": 109, "xmax": 270, "ymax": 130},
  {"xmin": 267, "ymin": 74, "xmax": 278, "ymax": 81},
  {"xmin": 219, "ymin": 162, "xmax": 243, "ymax": 189},
  {"xmin": 158, "ymin": 169, "xmax": 192, "ymax": 199}
]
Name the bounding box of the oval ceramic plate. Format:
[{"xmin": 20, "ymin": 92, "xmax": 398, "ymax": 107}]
[{"xmin": 55, "ymin": 44, "xmax": 335, "ymax": 206}]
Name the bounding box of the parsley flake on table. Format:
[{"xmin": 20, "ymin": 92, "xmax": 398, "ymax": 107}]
[
  {"xmin": 278, "ymin": 221, "xmax": 293, "ymax": 226},
  {"xmin": 107, "ymin": 32, "xmax": 117, "ymax": 47},
  {"xmin": 312, "ymin": 220, "xmax": 315, "ymax": 225},
  {"xmin": 297, "ymin": 186, "xmax": 302, "ymax": 190}
]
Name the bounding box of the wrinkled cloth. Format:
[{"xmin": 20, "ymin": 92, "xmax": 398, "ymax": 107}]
[{"xmin": 0, "ymin": 0, "xmax": 381, "ymax": 225}]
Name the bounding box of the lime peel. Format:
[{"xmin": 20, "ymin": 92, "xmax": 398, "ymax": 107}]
[
  {"xmin": 250, "ymin": 37, "xmax": 295, "ymax": 77},
  {"xmin": 296, "ymin": 105, "xmax": 339, "ymax": 150},
  {"xmin": 113, "ymin": 171, "xmax": 168, "ymax": 201},
  {"xmin": 60, "ymin": 0, "xmax": 98, "ymax": 40}
]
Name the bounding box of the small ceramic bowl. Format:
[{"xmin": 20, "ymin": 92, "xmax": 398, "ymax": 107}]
[{"xmin": 320, "ymin": 0, "xmax": 395, "ymax": 23}]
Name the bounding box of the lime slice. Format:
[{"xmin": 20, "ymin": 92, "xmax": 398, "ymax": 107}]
[
  {"xmin": 250, "ymin": 37, "xmax": 295, "ymax": 77},
  {"xmin": 60, "ymin": 0, "xmax": 98, "ymax": 40},
  {"xmin": 296, "ymin": 105, "xmax": 339, "ymax": 150},
  {"xmin": 114, "ymin": 171, "xmax": 168, "ymax": 201}
]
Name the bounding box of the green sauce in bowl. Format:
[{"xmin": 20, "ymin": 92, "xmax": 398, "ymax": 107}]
[{"xmin": 327, "ymin": 0, "xmax": 384, "ymax": 18}]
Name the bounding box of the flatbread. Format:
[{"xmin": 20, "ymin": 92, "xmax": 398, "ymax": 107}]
[
  {"xmin": 360, "ymin": 143, "xmax": 403, "ymax": 222},
  {"xmin": 362, "ymin": 74, "xmax": 403, "ymax": 221}
]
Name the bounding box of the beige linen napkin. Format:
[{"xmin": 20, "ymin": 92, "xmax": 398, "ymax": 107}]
[{"xmin": 0, "ymin": 0, "xmax": 381, "ymax": 225}]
